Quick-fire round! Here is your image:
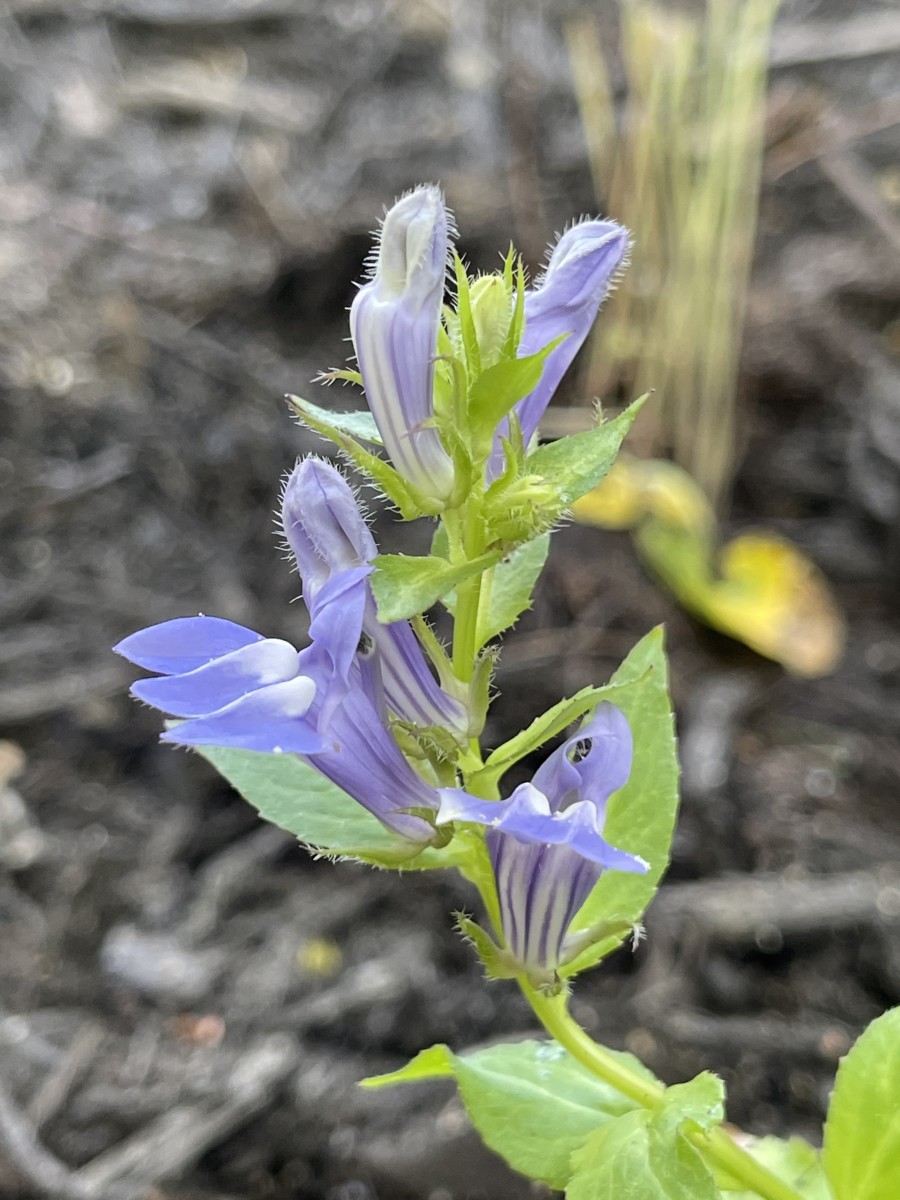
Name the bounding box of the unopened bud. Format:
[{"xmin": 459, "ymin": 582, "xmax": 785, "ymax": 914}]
[{"xmin": 350, "ymin": 187, "xmax": 455, "ymax": 501}]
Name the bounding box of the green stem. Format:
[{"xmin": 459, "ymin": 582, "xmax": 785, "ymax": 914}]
[
  {"xmin": 450, "ymin": 498, "xmax": 486, "ymax": 682},
  {"xmin": 476, "ymin": 563, "xmax": 495, "ymax": 639},
  {"xmin": 453, "ymin": 573, "xmax": 482, "ymax": 681},
  {"xmin": 523, "ymin": 985, "xmax": 807, "ymax": 1200}
]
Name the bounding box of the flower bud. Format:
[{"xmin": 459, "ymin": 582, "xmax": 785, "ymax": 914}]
[
  {"xmin": 350, "ymin": 186, "xmax": 455, "ymax": 501},
  {"xmin": 470, "ymin": 274, "xmax": 513, "ymax": 370},
  {"xmin": 282, "ymin": 456, "xmax": 377, "ymax": 602},
  {"xmin": 491, "ymin": 220, "xmax": 630, "ymax": 473}
]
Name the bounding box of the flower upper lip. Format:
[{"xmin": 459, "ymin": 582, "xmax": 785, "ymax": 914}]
[
  {"xmin": 374, "ymin": 186, "xmax": 447, "ymax": 302},
  {"xmin": 488, "ymin": 218, "xmax": 630, "ymax": 477}
]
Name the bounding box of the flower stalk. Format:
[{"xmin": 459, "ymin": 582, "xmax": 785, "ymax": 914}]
[{"xmin": 521, "ymin": 984, "xmax": 808, "ymax": 1200}]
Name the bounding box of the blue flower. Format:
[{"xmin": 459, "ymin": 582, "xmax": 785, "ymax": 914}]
[
  {"xmin": 303, "ymin": 658, "xmax": 442, "ymax": 843},
  {"xmin": 491, "ymin": 220, "xmax": 630, "ymax": 473},
  {"xmin": 437, "ymin": 703, "xmax": 647, "ymax": 981},
  {"xmin": 282, "ymin": 456, "xmax": 469, "ymax": 739},
  {"xmin": 115, "ymin": 617, "xmax": 441, "ymax": 843},
  {"xmin": 114, "ymin": 456, "xmax": 469, "ymax": 846},
  {"xmin": 114, "ymin": 616, "xmax": 324, "ymax": 755},
  {"xmin": 349, "ymin": 186, "xmax": 455, "ymax": 501}
]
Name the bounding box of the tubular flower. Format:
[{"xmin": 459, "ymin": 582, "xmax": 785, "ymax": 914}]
[
  {"xmin": 282, "ymin": 456, "xmax": 469, "ymax": 738},
  {"xmin": 437, "ymin": 703, "xmax": 648, "ymax": 982},
  {"xmin": 491, "ymin": 220, "xmax": 630, "ymax": 472},
  {"xmin": 114, "ymin": 617, "xmax": 442, "ymax": 845},
  {"xmin": 302, "ymin": 659, "xmax": 442, "ymax": 843},
  {"xmin": 113, "ymin": 456, "xmax": 467, "ymax": 847},
  {"xmin": 349, "ymin": 186, "xmax": 455, "ymax": 501}
]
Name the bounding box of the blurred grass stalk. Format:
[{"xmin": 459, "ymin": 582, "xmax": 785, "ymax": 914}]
[{"xmin": 567, "ymin": 0, "xmax": 780, "ymax": 513}]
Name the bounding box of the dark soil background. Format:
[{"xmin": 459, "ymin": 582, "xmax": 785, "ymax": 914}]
[{"xmin": 2, "ymin": 1, "xmax": 900, "ymax": 1197}]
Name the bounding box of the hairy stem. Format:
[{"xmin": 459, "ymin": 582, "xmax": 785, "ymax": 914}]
[
  {"xmin": 451, "ymin": 499, "xmax": 486, "ymax": 681},
  {"xmin": 452, "ymin": 573, "xmax": 482, "ymax": 680}
]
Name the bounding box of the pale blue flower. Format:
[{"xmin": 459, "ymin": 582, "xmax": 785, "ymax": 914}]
[
  {"xmin": 438, "ymin": 703, "xmax": 647, "ymax": 977},
  {"xmin": 491, "ymin": 220, "xmax": 629, "ymax": 472},
  {"xmin": 350, "ymin": 186, "xmax": 455, "ymax": 500},
  {"xmin": 282, "ymin": 457, "xmax": 469, "ymax": 738}
]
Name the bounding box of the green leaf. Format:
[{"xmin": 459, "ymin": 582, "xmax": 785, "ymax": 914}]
[
  {"xmin": 562, "ymin": 626, "xmax": 679, "ymax": 976},
  {"xmin": 653, "ymin": 1074, "xmax": 725, "ymax": 1138},
  {"xmin": 287, "ymin": 395, "xmax": 383, "ymax": 445},
  {"xmin": 433, "ymin": 533, "xmax": 549, "ymax": 646},
  {"xmin": 566, "ymin": 1107, "xmax": 721, "ymax": 1200},
  {"xmin": 568, "ymin": 1078, "xmax": 723, "ymax": 1200},
  {"xmin": 476, "ymin": 534, "xmax": 550, "ymax": 644},
  {"xmin": 197, "ymin": 746, "xmax": 461, "ymax": 870},
  {"xmin": 363, "ymin": 1043, "xmax": 455, "ymax": 1086},
  {"xmin": 823, "ymin": 1007, "xmax": 900, "ymax": 1200},
  {"xmin": 526, "ymin": 395, "xmax": 647, "ymax": 509},
  {"xmin": 468, "ymin": 342, "xmax": 564, "ymax": 456},
  {"xmin": 371, "ymin": 551, "xmax": 500, "ymax": 624},
  {"xmin": 288, "ymin": 395, "xmax": 437, "ymax": 519},
  {"xmin": 722, "ymin": 1137, "xmax": 832, "ymax": 1199},
  {"xmin": 363, "ymin": 1039, "xmax": 654, "ymax": 1189}
]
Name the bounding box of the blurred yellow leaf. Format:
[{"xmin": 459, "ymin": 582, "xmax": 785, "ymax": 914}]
[
  {"xmin": 640, "ymin": 460, "xmax": 711, "ymax": 535},
  {"xmin": 571, "ymin": 457, "xmax": 645, "ymax": 529},
  {"xmin": 572, "ymin": 455, "xmax": 712, "ymax": 535},
  {"xmin": 706, "ymin": 533, "xmax": 845, "ymax": 677},
  {"xmin": 573, "ymin": 458, "xmax": 844, "ymax": 677}
]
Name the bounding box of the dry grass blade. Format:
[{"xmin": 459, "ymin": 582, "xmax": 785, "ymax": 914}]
[{"xmin": 569, "ymin": 0, "xmax": 780, "ymax": 512}]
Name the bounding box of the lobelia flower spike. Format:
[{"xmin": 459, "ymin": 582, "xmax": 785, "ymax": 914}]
[
  {"xmin": 437, "ymin": 703, "xmax": 648, "ymax": 984},
  {"xmin": 490, "ymin": 219, "xmax": 630, "ymax": 475},
  {"xmin": 350, "ymin": 186, "xmax": 455, "ymax": 502},
  {"xmin": 281, "ymin": 456, "xmax": 469, "ymax": 738}
]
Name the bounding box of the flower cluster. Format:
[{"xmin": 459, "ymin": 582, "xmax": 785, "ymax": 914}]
[{"xmin": 116, "ymin": 186, "xmax": 645, "ymax": 985}]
